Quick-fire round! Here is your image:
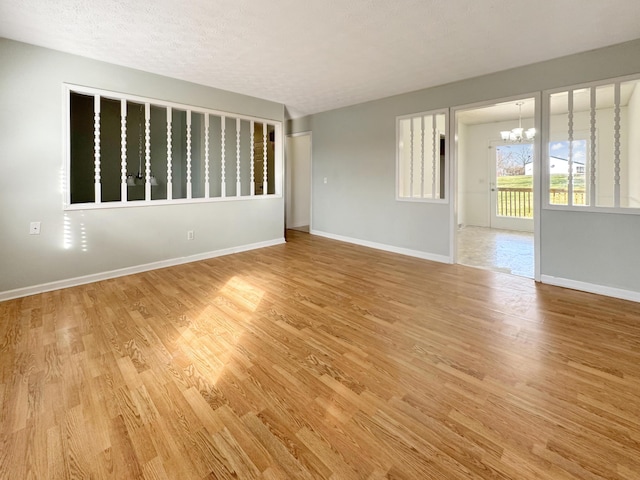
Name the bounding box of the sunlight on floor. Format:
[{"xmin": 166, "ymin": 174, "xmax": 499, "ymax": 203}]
[
  {"xmin": 219, "ymin": 276, "xmax": 265, "ymax": 312},
  {"xmin": 458, "ymin": 226, "xmax": 534, "ymax": 278}
]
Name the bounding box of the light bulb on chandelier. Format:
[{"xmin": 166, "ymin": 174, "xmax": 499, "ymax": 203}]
[{"xmin": 500, "ymin": 102, "xmax": 535, "ymax": 143}]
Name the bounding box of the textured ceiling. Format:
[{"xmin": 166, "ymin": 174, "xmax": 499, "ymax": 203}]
[{"xmin": 1, "ymin": 0, "xmax": 640, "ymax": 118}]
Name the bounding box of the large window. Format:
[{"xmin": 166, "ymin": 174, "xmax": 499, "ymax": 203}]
[
  {"xmin": 65, "ymin": 84, "xmax": 282, "ymax": 209},
  {"xmin": 396, "ymin": 109, "xmax": 448, "ymax": 201},
  {"xmin": 544, "ymin": 75, "xmax": 640, "ymax": 211}
]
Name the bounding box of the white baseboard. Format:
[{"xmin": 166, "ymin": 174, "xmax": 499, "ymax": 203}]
[
  {"xmin": 310, "ymin": 229, "xmax": 451, "ymax": 264},
  {"xmin": 0, "ymin": 238, "xmax": 285, "ymax": 302},
  {"xmin": 540, "ymin": 275, "xmax": 640, "ymax": 303}
]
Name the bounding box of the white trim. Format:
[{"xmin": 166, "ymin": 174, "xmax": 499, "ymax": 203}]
[
  {"xmin": 274, "ymin": 123, "xmax": 284, "ymax": 196},
  {"xmin": 449, "ymin": 106, "xmax": 458, "ymax": 266},
  {"xmin": 544, "ymin": 204, "xmax": 640, "ymax": 215},
  {"xmin": 63, "ymin": 85, "xmax": 71, "ymax": 206},
  {"xmin": 541, "ymin": 275, "xmax": 640, "ymax": 303},
  {"xmin": 308, "ymin": 132, "xmax": 313, "ymax": 231},
  {"xmin": 0, "ymin": 238, "xmax": 285, "ymax": 302},
  {"xmin": 64, "ymin": 193, "xmax": 282, "ymax": 211},
  {"xmin": 532, "ymin": 92, "xmax": 542, "ymax": 282},
  {"xmin": 310, "ymin": 230, "xmax": 451, "ymax": 264}
]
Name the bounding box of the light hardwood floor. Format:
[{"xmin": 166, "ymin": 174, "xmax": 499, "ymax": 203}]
[{"xmin": 1, "ymin": 230, "xmax": 640, "ymax": 479}]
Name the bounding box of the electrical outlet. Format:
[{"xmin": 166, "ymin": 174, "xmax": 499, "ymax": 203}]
[
  {"xmin": 30, "ymin": 222, "xmax": 41, "ymax": 235},
  {"xmin": 187, "ymin": 230, "xmax": 194, "ymax": 240},
  {"xmin": 323, "ymin": 177, "xmax": 328, "ymax": 184}
]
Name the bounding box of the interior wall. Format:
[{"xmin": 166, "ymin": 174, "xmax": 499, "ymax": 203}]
[
  {"xmin": 305, "ymin": 103, "xmax": 451, "ymax": 256},
  {"xmin": 290, "ymin": 38, "xmax": 640, "ymax": 294},
  {"xmin": 0, "ymin": 38, "xmax": 285, "ymax": 295}
]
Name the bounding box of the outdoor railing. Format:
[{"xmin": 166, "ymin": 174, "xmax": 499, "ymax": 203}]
[
  {"xmin": 497, "ymin": 187, "xmax": 587, "ymax": 217},
  {"xmin": 549, "ymin": 188, "xmax": 586, "ymax": 206},
  {"xmin": 497, "ymin": 188, "xmax": 533, "ymax": 217}
]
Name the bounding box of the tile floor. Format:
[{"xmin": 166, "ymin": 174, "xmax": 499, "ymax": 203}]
[{"xmin": 457, "ymin": 226, "xmax": 534, "ymax": 278}]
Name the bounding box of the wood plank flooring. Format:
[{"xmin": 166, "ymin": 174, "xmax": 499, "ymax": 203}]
[{"xmin": 1, "ymin": 229, "xmax": 640, "ymax": 479}]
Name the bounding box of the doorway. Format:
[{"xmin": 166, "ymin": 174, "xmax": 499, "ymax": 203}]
[
  {"xmin": 453, "ymin": 96, "xmax": 539, "ymax": 279},
  {"xmin": 285, "ymin": 132, "xmax": 312, "ymax": 232}
]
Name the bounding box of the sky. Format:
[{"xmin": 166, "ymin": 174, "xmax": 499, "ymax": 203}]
[
  {"xmin": 549, "ymin": 140, "xmax": 587, "ymax": 165},
  {"xmin": 496, "ymin": 140, "xmax": 587, "ymax": 167}
]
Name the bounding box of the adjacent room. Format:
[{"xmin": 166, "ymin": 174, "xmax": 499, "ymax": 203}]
[
  {"xmin": 456, "ymin": 98, "xmax": 537, "ymax": 278},
  {"xmin": 2, "ymin": 1, "xmax": 640, "ymax": 479}
]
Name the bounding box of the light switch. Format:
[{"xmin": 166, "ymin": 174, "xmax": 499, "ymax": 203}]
[{"xmin": 30, "ymin": 222, "xmax": 41, "ymax": 235}]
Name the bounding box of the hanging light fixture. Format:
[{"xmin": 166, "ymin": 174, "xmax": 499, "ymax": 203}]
[
  {"xmin": 500, "ymin": 102, "xmax": 535, "ymax": 142},
  {"xmin": 127, "ymin": 104, "xmax": 158, "ymax": 187}
]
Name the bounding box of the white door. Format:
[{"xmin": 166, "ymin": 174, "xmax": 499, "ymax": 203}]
[
  {"xmin": 489, "ymin": 142, "xmax": 534, "ymax": 232},
  {"xmin": 285, "ymin": 133, "xmax": 311, "ymax": 229}
]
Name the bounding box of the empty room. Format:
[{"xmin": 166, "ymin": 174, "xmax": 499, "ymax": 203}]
[{"xmin": 2, "ymin": 1, "xmax": 640, "ymax": 479}]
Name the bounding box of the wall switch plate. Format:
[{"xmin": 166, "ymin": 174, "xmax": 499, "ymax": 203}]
[
  {"xmin": 323, "ymin": 177, "xmax": 328, "ymax": 184},
  {"xmin": 187, "ymin": 230, "xmax": 194, "ymax": 240},
  {"xmin": 30, "ymin": 222, "xmax": 41, "ymax": 235}
]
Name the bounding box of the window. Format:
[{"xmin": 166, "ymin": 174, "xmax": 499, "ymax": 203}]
[
  {"xmin": 396, "ymin": 109, "xmax": 448, "ymax": 201},
  {"xmin": 65, "ymin": 84, "xmax": 282, "ymax": 209},
  {"xmin": 544, "ymin": 75, "xmax": 640, "ymax": 211},
  {"xmin": 548, "ymin": 138, "xmax": 589, "ymax": 206}
]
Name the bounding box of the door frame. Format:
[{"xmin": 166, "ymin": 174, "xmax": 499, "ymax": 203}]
[
  {"xmin": 449, "ymin": 92, "xmax": 541, "ymax": 281},
  {"xmin": 285, "ymin": 131, "xmax": 313, "ymax": 232}
]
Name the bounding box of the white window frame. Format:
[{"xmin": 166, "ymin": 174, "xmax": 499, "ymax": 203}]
[
  {"xmin": 63, "ymin": 83, "xmax": 283, "ymax": 210},
  {"xmin": 396, "ymin": 108, "xmax": 449, "ymax": 203},
  {"xmin": 542, "ymin": 73, "xmax": 640, "ymax": 215}
]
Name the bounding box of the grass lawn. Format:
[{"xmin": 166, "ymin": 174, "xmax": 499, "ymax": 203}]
[
  {"xmin": 497, "ymin": 175, "xmax": 533, "ymax": 188},
  {"xmin": 497, "ymin": 174, "xmax": 585, "ymax": 189}
]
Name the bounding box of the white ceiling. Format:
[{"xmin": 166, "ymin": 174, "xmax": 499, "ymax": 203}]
[{"xmin": 1, "ymin": 0, "xmax": 640, "ymax": 118}]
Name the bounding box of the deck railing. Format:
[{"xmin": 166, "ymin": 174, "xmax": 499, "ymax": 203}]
[
  {"xmin": 497, "ymin": 187, "xmax": 587, "ymax": 217},
  {"xmin": 497, "ymin": 188, "xmax": 533, "ymax": 217},
  {"xmin": 549, "ymin": 188, "xmax": 586, "ymax": 206}
]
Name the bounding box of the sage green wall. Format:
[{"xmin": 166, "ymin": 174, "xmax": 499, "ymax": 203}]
[
  {"xmin": 295, "ymin": 38, "xmax": 640, "ymax": 293},
  {"xmin": 0, "ymin": 38, "xmax": 284, "ymax": 294}
]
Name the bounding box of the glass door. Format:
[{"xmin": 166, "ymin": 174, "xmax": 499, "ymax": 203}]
[{"xmin": 489, "ymin": 142, "xmax": 535, "ymax": 232}]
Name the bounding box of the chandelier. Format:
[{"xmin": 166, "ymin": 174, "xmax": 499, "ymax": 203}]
[
  {"xmin": 500, "ymin": 102, "xmax": 535, "ymax": 142},
  {"xmin": 127, "ymin": 104, "xmax": 158, "ymax": 187}
]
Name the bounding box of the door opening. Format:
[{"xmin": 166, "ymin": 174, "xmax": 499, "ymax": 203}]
[
  {"xmin": 454, "ymin": 97, "xmax": 538, "ymax": 279},
  {"xmin": 285, "ymin": 132, "xmax": 312, "ymax": 233}
]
